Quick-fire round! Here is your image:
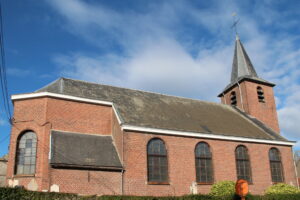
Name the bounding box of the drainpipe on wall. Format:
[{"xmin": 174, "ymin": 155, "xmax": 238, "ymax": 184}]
[
  {"xmin": 121, "ymin": 169, "xmax": 124, "ymax": 195},
  {"xmin": 292, "ymin": 150, "xmax": 299, "ymax": 188},
  {"xmin": 237, "ymin": 82, "xmax": 245, "ymax": 111},
  {"xmin": 222, "ymin": 93, "xmax": 227, "ymax": 104},
  {"xmin": 121, "ymin": 124, "xmax": 125, "ymax": 195}
]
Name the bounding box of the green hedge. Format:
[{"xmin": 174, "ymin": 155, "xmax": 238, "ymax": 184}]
[
  {"xmin": 1, "ymin": 187, "xmax": 300, "ymax": 200},
  {"xmin": 265, "ymin": 183, "xmax": 300, "ymax": 195},
  {"xmin": 209, "ymin": 180, "xmax": 236, "ymax": 197}
]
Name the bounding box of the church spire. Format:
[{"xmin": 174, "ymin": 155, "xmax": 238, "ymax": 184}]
[
  {"xmin": 230, "ymin": 36, "xmax": 258, "ymax": 83},
  {"xmin": 218, "ymin": 35, "xmax": 280, "ymax": 133}
]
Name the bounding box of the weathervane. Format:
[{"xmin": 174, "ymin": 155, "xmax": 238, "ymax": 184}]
[{"xmin": 231, "ymin": 12, "xmax": 240, "ymax": 36}]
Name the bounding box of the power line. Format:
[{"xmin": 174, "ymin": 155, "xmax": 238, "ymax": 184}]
[{"xmin": 0, "ymin": 1, "xmax": 12, "ymax": 123}]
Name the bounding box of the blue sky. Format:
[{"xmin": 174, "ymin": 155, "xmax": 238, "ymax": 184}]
[{"xmin": 1, "ymin": 0, "xmax": 300, "ymax": 156}]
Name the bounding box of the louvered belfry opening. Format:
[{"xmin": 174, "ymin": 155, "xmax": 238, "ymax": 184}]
[
  {"xmin": 230, "ymin": 91, "xmax": 237, "ymax": 106},
  {"xmin": 257, "ymin": 86, "xmax": 265, "ymax": 103}
]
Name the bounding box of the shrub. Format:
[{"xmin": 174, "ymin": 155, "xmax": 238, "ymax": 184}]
[
  {"xmin": 209, "ymin": 180, "xmax": 235, "ymax": 197},
  {"xmin": 265, "ymin": 183, "xmax": 300, "ymax": 195}
]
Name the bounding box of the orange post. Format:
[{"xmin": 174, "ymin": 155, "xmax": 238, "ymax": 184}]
[{"xmin": 235, "ymin": 179, "xmax": 249, "ymax": 200}]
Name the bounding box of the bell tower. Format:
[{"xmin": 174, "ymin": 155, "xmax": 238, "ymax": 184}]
[{"xmin": 218, "ymin": 35, "xmax": 280, "ymax": 133}]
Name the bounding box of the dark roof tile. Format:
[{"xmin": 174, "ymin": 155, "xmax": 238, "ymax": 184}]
[
  {"xmin": 37, "ymin": 78, "xmax": 287, "ymax": 142},
  {"xmin": 50, "ymin": 130, "xmax": 122, "ymax": 169}
]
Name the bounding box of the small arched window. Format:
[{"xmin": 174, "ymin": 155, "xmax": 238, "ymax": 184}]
[
  {"xmin": 147, "ymin": 138, "xmax": 168, "ymax": 183},
  {"xmin": 195, "ymin": 142, "xmax": 213, "ymax": 183},
  {"xmin": 257, "ymin": 86, "xmax": 265, "ymax": 103},
  {"xmin": 230, "ymin": 91, "xmax": 237, "ymax": 106},
  {"xmin": 15, "ymin": 131, "xmax": 37, "ymax": 175},
  {"xmin": 235, "ymin": 145, "xmax": 252, "ymax": 183},
  {"xmin": 269, "ymin": 148, "xmax": 284, "ymax": 182}
]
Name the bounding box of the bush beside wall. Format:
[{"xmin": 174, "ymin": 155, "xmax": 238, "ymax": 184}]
[{"xmin": 1, "ymin": 187, "xmax": 300, "ymax": 200}]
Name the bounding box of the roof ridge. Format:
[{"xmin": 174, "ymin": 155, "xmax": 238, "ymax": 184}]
[
  {"xmin": 60, "ymin": 77, "xmax": 231, "ymax": 108},
  {"xmin": 35, "ymin": 77, "xmax": 63, "ymax": 92}
]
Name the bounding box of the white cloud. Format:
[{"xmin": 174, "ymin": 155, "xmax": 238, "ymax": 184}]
[
  {"xmin": 278, "ymin": 91, "xmax": 300, "ymax": 141},
  {"xmin": 0, "ymin": 118, "xmax": 6, "ymax": 126},
  {"xmin": 7, "ymin": 67, "xmax": 31, "ymax": 77},
  {"xmin": 56, "ymin": 38, "xmax": 232, "ymax": 101},
  {"xmin": 48, "ymin": 0, "xmax": 300, "ymax": 148}
]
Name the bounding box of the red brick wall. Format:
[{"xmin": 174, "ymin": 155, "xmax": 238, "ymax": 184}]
[
  {"xmin": 6, "ymin": 97, "xmax": 118, "ymax": 192},
  {"xmin": 123, "ymin": 131, "xmax": 297, "ymax": 196},
  {"xmin": 47, "ymin": 98, "xmax": 112, "ymax": 135},
  {"xmin": 221, "ymin": 81, "xmax": 280, "ymax": 133},
  {"xmin": 7, "ymin": 97, "xmax": 296, "ymax": 196},
  {"xmin": 112, "ymin": 111, "xmax": 124, "ymax": 162},
  {"xmin": 50, "ymin": 168, "xmax": 121, "ymax": 195},
  {"xmin": 7, "ymin": 98, "xmax": 49, "ymax": 191}
]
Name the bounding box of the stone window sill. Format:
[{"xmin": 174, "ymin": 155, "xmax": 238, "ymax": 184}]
[
  {"xmin": 13, "ymin": 174, "xmax": 35, "ymax": 178},
  {"xmin": 148, "ymin": 182, "xmax": 170, "ymax": 185},
  {"xmin": 197, "ymin": 182, "xmax": 214, "ymax": 185}
]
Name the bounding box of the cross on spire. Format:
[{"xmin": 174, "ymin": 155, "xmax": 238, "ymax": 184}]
[{"xmin": 231, "ymin": 13, "xmax": 240, "ymax": 36}]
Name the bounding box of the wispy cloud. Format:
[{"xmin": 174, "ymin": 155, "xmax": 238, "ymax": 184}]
[
  {"xmin": 47, "ymin": 0, "xmax": 300, "ymax": 147},
  {"xmin": 55, "ymin": 39, "xmax": 232, "ymax": 100},
  {"xmin": 7, "ymin": 67, "xmax": 31, "ymax": 77},
  {"xmin": 0, "ymin": 118, "xmax": 7, "ymax": 126}
]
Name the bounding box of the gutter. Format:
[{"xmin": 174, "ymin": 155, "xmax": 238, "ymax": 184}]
[{"xmin": 12, "ymin": 92, "xmax": 296, "ymax": 146}]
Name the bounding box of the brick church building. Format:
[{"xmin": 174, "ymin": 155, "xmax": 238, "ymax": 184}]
[{"xmin": 6, "ymin": 36, "xmax": 298, "ymax": 196}]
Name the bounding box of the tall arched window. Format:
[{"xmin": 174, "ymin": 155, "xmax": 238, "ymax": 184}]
[
  {"xmin": 269, "ymin": 148, "xmax": 284, "ymax": 182},
  {"xmin": 147, "ymin": 138, "xmax": 168, "ymax": 183},
  {"xmin": 257, "ymin": 86, "xmax": 265, "ymax": 103},
  {"xmin": 15, "ymin": 131, "xmax": 37, "ymax": 175},
  {"xmin": 235, "ymin": 145, "xmax": 252, "ymax": 183},
  {"xmin": 230, "ymin": 91, "xmax": 237, "ymax": 106},
  {"xmin": 195, "ymin": 142, "xmax": 213, "ymax": 183}
]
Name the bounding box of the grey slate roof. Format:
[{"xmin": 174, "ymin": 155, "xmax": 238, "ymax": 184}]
[
  {"xmin": 37, "ymin": 77, "xmax": 288, "ymax": 142},
  {"xmin": 50, "ymin": 130, "xmax": 122, "ymax": 169},
  {"xmin": 219, "ymin": 36, "xmax": 275, "ymax": 96},
  {"xmin": 231, "ymin": 36, "xmax": 258, "ymax": 83}
]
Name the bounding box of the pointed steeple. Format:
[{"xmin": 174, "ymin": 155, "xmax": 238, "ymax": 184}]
[
  {"xmin": 218, "ymin": 35, "xmax": 275, "ymax": 97},
  {"xmin": 230, "ymin": 35, "xmax": 258, "ymax": 83},
  {"xmin": 218, "ymin": 35, "xmax": 280, "ymax": 133}
]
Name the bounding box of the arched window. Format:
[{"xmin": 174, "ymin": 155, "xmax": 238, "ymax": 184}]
[
  {"xmin": 15, "ymin": 131, "xmax": 37, "ymax": 175},
  {"xmin": 230, "ymin": 91, "xmax": 237, "ymax": 106},
  {"xmin": 195, "ymin": 142, "xmax": 213, "ymax": 183},
  {"xmin": 147, "ymin": 138, "xmax": 168, "ymax": 183},
  {"xmin": 257, "ymin": 86, "xmax": 265, "ymax": 103},
  {"xmin": 269, "ymin": 148, "xmax": 284, "ymax": 182},
  {"xmin": 235, "ymin": 145, "xmax": 252, "ymax": 183}
]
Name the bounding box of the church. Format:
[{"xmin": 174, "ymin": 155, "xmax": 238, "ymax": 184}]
[{"xmin": 5, "ymin": 36, "xmax": 297, "ymax": 196}]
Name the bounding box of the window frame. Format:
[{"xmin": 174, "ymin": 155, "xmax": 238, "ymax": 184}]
[
  {"xmin": 14, "ymin": 130, "xmax": 38, "ymax": 176},
  {"xmin": 147, "ymin": 138, "xmax": 169, "ymax": 185},
  {"xmin": 235, "ymin": 145, "xmax": 252, "ymax": 184},
  {"xmin": 195, "ymin": 142, "xmax": 214, "ymax": 185},
  {"xmin": 269, "ymin": 147, "xmax": 284, "ymax": 183}
]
